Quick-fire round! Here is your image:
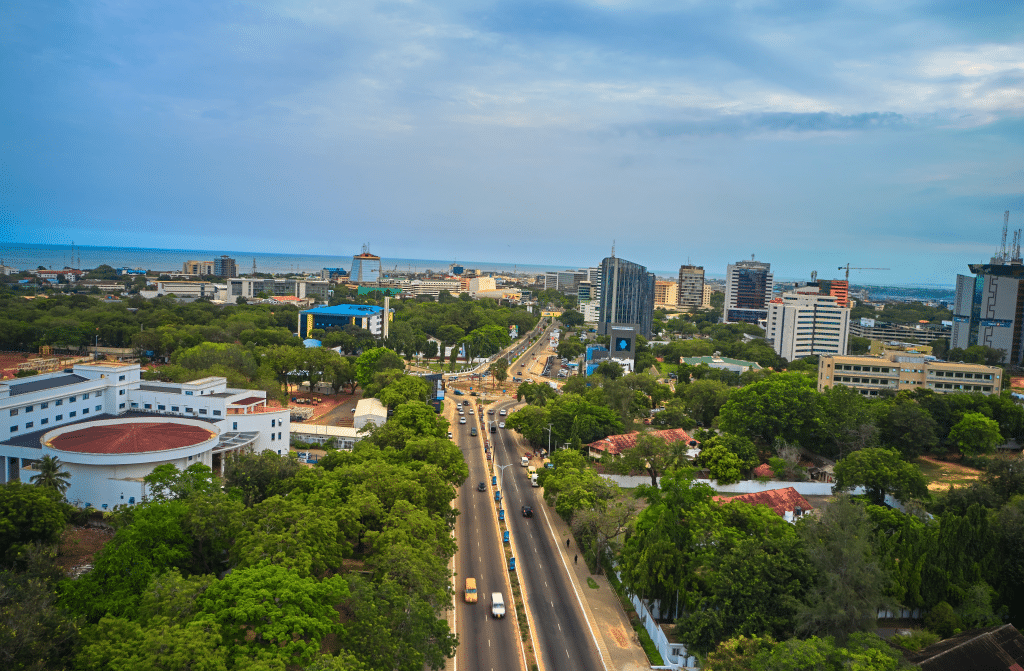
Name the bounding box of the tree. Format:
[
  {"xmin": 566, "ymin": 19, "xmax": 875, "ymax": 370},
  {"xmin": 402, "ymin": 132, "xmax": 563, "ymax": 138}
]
[
  {"xmin": 76, "ymin": 616, "xmax": 227, "ymax": 671},
  {"xmin": 223, "ymin": 450, "xmax": 301, "ymax": 507},
  {"xmin": 718, "ymin": 373, "xmax": 819, "ymax": 447},
  {"xmin": 605, "ymin": 432, "xmax": 690, "ymax": 488},
  {"xmin": 677, "ymin": 379, "xmax": 732, "ymax": 427},
  {"xmin": 505, "ymin": 404, "xmax": 551, "ymax": 446},
  {"xmin": 0, "ymin": 483, "xmax": 66, "ymax": 562},
  {"xmin": 594, "ymin": 360, "xmax": 623, "ymax": 380},
  {"xmin": 696, "ymin": 443, "xmax": 744, "ymax": 484},
  {"xmin": 560, "ymin": 309, "xmax": 585, "ymax": 328},
  {"xmin": 193, "ymin": 563, "xmax": 349, "ymax": 668},
  {"xmin": 876, "ymin": 396, "xmax": 939, "ymax": 458},
  {"xmin": 29, "ymin": 456, "xmax": 71, "ymax": 496},
  {"xmin": 556, "ymin": 339, "xmax": 585, "ymax": 360},
  {"xmin": 143, "ymin": 463, "xmax": 219, "ymax": 502},
  {"xmin": 489, "ymin": 358, "xmax": 508, "ymax": 389},
  {"xmin": 795, "ymin": 496, "xmax": 890, "ymax": 642},
  {"xmin": 649, "ymin": 399, "xmax": 696, "ymax": 430},
  {"xmin": 571, "ymin": 490, "xmax": 641, "ymax": 573},
  {"xmin": 354, "ymin": 347, "xmax": 405, "ymax": 389},
  {"xmin": 832, "ymin": 448, "xmax": 928, "ymax": 506},
  {"xmin": 0, "ymin": 569, "xmax": 81, "ymax": 671},
  {"xmin": 948, "ymin": 412, "xmax": 1003, "ymax": 456}
]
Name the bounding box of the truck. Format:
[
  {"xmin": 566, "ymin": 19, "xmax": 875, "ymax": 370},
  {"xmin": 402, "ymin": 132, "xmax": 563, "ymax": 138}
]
[
  {"xmin": 489, "ymin": 421, "xmax": 497, "ymax": 434},
  {"xmin": 491, "ymin": 592, "xmax": 505, "ymax": 618}
]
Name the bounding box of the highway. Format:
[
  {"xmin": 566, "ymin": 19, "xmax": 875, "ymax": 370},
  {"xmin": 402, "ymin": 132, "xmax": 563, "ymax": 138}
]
[
  {"xmin": 451, "ymin": 396, "xmax": 525, "ymax": 671},
  {"xmin": 488, "ymin": 397, "xmax": 606, "ymax": 671}
]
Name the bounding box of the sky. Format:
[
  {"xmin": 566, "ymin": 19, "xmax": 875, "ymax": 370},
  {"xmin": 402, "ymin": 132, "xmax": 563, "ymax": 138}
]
[{"xmin": 2, "ymin": 0, "xmax": 1023, "ymax": 285}]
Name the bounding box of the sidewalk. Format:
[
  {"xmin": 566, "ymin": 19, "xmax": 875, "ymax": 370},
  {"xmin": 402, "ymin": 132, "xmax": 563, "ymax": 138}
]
[{"xmin": 540, "ymin": 502, "xmax": 652, "ymax": 671}]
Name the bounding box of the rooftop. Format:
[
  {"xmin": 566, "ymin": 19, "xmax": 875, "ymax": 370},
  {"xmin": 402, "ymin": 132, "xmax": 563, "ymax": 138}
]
[
  {"xmin": 588, "ymin": 428, "xmax": 698, "ymax": 456},
  {"xmin": 230, "ymin": 396, "xmax": 266, "ymax": 406},
  {"xmin": 681, "ymin": 355, "xmax": 763, "ymax": 370},
  {"xmin": 8, "ymin": 374, "xmax": 89, "ymax": 396},
  {"xmin": 302, "ymin": 304, "xmax": 383, "ymax": 317},
  {"xmin": 713, "ymin": 487, "xmax": 813, "ymax": 518},
  {"xmin": 46, "ymin": 421, "xmax": 216, "ymax": 455},
  {"xmin": 904, "ymin": 623, "xmax": 1024, "ymax": 671},
  {"xmin": 2, "ymin": 411, "xmax": 219, "ymax": 449}
]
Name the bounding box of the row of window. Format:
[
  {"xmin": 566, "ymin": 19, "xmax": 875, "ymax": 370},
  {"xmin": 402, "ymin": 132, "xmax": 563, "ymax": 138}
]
[
  {"xmin": 930, "ymin": 383, "xmax": 994, "ymax": 392},
  {"xmin": 10, "ymin": 394, "xmax": 93, "ymax": 416},
  {"xmin": 930, "ymin": 370, "xmax": 994, "ymax": 380},
  {"xmin": 835, "ymin": 364, "xmax": 893, "ymax": 373},
  {"xmin": 9, "ymin": 405, "xmax": 104, "ymax": 432},
  {"xmin": 130, "ymin": 402, "xmax": 222, "ymax": 416},
  {"xmin": 835, "ymin": 376, "xmax": 893, "ymax": 385}
]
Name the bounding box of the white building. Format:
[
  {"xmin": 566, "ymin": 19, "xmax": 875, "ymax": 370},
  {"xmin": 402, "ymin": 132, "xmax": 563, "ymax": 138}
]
[
  {"xmin": 290, "ymin": 424, "xmax": 360, "ymax": 450},
  {"xmin": 354, "ymin": 397, "xmax": 387, "ymax": 429},
  {"xmin": 765, "ymin": 289, "xmax": 850, "ymax": 361},
  {"xmin": 154, "ymin": 280, "xmax": 227, "ymax": 300},
  {"xmin": 468, "ymin": 277, "xmax": 497, "ymax": 295},
  {"xmin": 406, "ymin": 279, "xmax": 462, "ymax": 298},
  {"xmin": 1, "ymin": 362, "xmax": 289, "ymax": 509}
]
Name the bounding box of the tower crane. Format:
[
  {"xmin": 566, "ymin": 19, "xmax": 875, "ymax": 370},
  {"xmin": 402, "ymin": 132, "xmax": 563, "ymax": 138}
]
[{"xmin": 838, "ymin": 264, "xmax": 889, "ymax": 282}]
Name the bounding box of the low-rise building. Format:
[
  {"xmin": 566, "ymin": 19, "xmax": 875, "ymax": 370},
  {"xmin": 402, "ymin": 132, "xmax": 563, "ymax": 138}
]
[
  {"xmin": 354, "ymin": 397, "xmax": 387, "ymax": 429},
  {"xmin": 818, "ymin": 352, "xmax": 1002, "ymax": 396},
  {"xmin": 290, "ymin": 424, "xmax": 360, "ymax": 450},
  {"xmin": 1, "ymin": 363, "xmax": 288, "ymax": 508},
  {"xmin": 298, "ymin": 304, "xmax": 390, "ymax": 338},
  {"xmin": 680, "ymin": 355, "xmax": 763, "ymax": 374}
]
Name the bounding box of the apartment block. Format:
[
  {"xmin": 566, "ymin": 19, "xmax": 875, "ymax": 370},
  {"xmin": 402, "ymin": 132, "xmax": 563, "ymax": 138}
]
[
  {"xmin": 724, "ymin": 259, "xmax": 773, "ymax": 324},
  {"xmin": 654, "ymin": 280, "xmax": 678, "ymax": 306},
  {"xmin": 818, "ymin": 352, "xmax": 1001, "ymax": 397},
  {"xmin": 677, "ymin": 265, "xmax": 705, "ymax": 309},
  {"xmin": 766, "ymin": 289, "xmax": 850, "ymax": 360}
]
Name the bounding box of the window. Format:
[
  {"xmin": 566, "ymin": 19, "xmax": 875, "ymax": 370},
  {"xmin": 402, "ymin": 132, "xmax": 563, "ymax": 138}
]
[
  {"xmin": 119, "ymin": 389, "xmax": 125, "ymax": 396},
  {"xmin": 199, "ymin": 409, "xmax": 207, "ymax": 415},
  {"xmin": 9, "ymin": 409, "xmax": 16, "ymax": 417},
  {"xmin": 83, "ymin": 393, "xmax": 90, "ymax": 400},
  {"xmin": 271, "ymin": 419, "xmax": 276, "ymax": 427},
  {"xmin": 271, "ymin": 433, "xmax": 275, "ymax": 441},
  {"xmin": 232, "ymin": 422, "xmax": 238, "ymax": 430},
  {"xmin": 157, "ymin": 405, "xmax": 165, "ymax": 411},
  {"xmin": 25, "ymin": 405, "xmax": 33, "ymax": 413},
  {"xmin": 55, "ymin": 399, "xmax": 62, "ymax": 406},
  {"xmin": 131, "ymin": 403, "xmax": 138, "ymax": 408},
  {"xmin": 118, "ymin": 403, "xmax": 125, "ymax": 409},
  {"xmin": 41, "ymin": 418, "xmax": 48, "ymax": 425},
  {"xmin": 185, "ymin": 391, "xmax": 193, "ymax": 396},
  {"xmin": 69, "ymin": 411, "xmax": 76, "ymax": 418},
  {"xmin": 213, "ymin": 410, "xmax": 221, "ymax": 416},
  {"xmin": 144, "ymin": 404, "xmax": 152, "ymax": 409},
  {"xmin": 188, "ymin": 455, "xmax": 193, "ymax": 461},
  {"xmin": 278, "ymin": 432, "xmax": 282, "ymax": 440},
  {"xmin": 82, "ymin": 408, "xmax": 89, "ymax": 415},
  {"xmin": 118, "ymin": 375, "xmax": 125, "ymax": 381},
  {"xmin": 70, "ymin": 396, "xmax": 76, "ymax": 402},
  {"xmin": 25, "ymin": 421, "xmax": 33, "ymax": 429},
  {"xmin": 9, "ymin": 425, "xmax": 16, "ymax": 432},
  {"xmin": 171, "ymin": 406, "xmax": 179, "ymax": 412},
  {"xmin": 40, "ymin": 402, "xmax": 48, "ymax": 409},
  {"xmin": 185, "ymin": 407, "xmax": 193, "ymax": 413},
  {"xmin": 56, "ymin": 415, "xmax": 63, "ymax": 421}
]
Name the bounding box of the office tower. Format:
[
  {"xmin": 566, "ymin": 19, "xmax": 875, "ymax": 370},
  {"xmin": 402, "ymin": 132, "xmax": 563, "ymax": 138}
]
[
  {"xmin": 213, "ymin": 255, "xmax": 237, "ymax": 278},
  {"xmin": 677, "ymin": 265, "xmax": 705, "ymax": 310},
  {"xmin": 351, "ymin": 246, "xmax": 382, "ymax": 284},
  {"xmin": 597, "ymin": 256, "xmax": 655, "ymax": 338},
  {"xmin": 951, "ymin": 265, "xmax": 1024, "ymax": 366},
  {"xmin": 724, "ymin": 258, "xmax": 773, "ymax": 324},
  {"xmin": 765, "ymin": 288, "xmax": 850, "ymax": 361}
]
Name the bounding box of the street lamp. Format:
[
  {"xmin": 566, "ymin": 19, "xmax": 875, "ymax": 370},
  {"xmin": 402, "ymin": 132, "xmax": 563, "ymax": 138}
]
[
  {"xmin": 547, "ymin": 423, "xmax": 553, "ymax": 457},
  {"xmin": 495, "ymin": 462, "xmax": 513, "ymax": 514}
]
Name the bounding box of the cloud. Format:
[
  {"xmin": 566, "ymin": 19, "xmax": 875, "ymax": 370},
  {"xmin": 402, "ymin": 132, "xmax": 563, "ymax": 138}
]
[{"xmin": 616, "ymin": 110, "xmax": 908, "ymax": 138}]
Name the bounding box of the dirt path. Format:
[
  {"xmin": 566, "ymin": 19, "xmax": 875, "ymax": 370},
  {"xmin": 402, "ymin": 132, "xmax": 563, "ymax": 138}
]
[{"xmin": 917, "ymin": 455, "xmax": 983, "ymax": 491}]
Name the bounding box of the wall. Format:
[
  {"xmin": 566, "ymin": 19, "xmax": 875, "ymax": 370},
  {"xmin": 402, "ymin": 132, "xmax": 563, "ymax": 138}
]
[{"xmin": 629, "ymin": 592, "xmax": 698, "ymax": 670}]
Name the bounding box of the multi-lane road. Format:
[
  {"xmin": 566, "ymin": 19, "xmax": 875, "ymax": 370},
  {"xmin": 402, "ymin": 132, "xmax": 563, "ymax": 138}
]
[{"xmin": 451, "ymin": 320, "xmax": 606, "ymax": 671}]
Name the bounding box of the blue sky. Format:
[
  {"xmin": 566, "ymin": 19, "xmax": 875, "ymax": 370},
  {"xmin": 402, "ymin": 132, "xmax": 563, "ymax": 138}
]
[{"xmin": 3, "ymin": 0, "xmax": 1023, "ymax": 284}]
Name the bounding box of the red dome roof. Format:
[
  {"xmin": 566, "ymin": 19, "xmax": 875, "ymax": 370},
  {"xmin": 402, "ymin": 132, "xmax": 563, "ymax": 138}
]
[{"xmin": 48, "ymin": 422, "xmax": 215, "ymax": 455}]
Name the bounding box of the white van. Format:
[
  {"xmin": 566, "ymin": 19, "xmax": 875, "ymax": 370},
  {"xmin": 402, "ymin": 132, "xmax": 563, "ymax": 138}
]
[
  {"xmin": 491, "ymin": 592, "xmax": 505, "ymax": 618},
  {"xmin": 521, "ymin": 456, "xmax": 529, "ymax": 467},
  {"xmin": 531, "ymin": 474, "xmax": 539, "ymax": 487}
]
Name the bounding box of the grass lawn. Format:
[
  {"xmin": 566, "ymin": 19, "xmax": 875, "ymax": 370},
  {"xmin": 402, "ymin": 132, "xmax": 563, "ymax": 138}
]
[{"xmin": 914, "ymin": 455, "xmax": 984, "ymax": 492}]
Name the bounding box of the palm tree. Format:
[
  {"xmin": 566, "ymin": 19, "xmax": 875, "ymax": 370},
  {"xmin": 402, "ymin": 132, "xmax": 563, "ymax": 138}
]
[{"xmin": 30, "ymin": 455, "xmax": 71, "ymax": 495}]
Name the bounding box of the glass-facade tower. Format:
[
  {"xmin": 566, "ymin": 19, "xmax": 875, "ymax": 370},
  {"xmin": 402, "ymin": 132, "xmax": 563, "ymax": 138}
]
[{"xmin": 597, "ymin": 256, "xmax": 655, "ymax": 338}]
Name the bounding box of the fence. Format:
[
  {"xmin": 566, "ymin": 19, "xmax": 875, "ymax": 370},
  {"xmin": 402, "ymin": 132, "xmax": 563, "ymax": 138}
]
[
  {"xmin": 602, "ymin": 473, "xmax": 847, "ymax": 496},
  {"xmin": 629, "ymin": 592, "xmax": 699, "ymax": 670}
]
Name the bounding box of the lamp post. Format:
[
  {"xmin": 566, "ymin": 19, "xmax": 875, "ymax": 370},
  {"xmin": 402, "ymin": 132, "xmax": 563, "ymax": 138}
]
[
  {"xmin": 495, "ymin": 462, "xmax": 512, "ymax": 514},
  {"xmin": 547, "ymin": 423, "xmax": 553, "ymax": 457}
]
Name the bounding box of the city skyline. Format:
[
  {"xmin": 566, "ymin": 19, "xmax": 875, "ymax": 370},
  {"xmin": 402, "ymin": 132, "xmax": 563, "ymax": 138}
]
[{"xmin": 5, "ymin": 1, "xmax": 1023, "ymax": 285}]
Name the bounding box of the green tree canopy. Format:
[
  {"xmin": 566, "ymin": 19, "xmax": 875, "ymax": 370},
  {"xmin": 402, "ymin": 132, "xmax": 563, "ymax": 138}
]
[{"xmin": 833, "ymin": 448, "xmax": 928, "ymax": 506}]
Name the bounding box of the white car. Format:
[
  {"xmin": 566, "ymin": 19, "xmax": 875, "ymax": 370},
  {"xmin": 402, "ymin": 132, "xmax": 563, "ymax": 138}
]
[
  {"xmin": 499, "ymin": 409, "xmax": 507, "ymax": 416},
  {"xmin": 499, "ymin": 422, "xmax": 506, "ymax": 429},
  {"xmin": 459, "ymin": 417, "xmax": 466, "ymax": 425}
]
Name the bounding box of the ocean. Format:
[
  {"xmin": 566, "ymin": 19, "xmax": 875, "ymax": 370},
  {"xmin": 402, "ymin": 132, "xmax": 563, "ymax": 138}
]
[{"xmin": 0, "ymin": 242, "xmax": 584, "ymax": 277}]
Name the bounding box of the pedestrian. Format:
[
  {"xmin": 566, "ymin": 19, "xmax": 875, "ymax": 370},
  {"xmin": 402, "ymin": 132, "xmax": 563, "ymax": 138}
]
[
  {"xmin": 574, "ymin": 554, "xmax": 578, "ymax": 565},
  {"xmin": 567, "ymin": 538, "xmax": 571, "ymax": 547}
]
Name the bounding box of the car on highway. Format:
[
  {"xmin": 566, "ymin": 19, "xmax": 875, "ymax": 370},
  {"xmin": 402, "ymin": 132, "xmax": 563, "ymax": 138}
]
[
  {"xmin": 459, "ymin": 417, "xmax": 466, "ymax": 424},
  {"xmin": 491, "ymin": 592, "xmax": 505, "ymax": 618},
  {"xmin": 468, "ymin": 408, "xmax": 474, "ymax": 415},
  {"xmin": 499, "ymin": 409, "xmax": 507, "ymax": 416},
  {"xmin": 470, "ymin": 427, "xmax": 478, "ymax": 436},
  {"xmin": 453, "ymin": 389, "xmax": 464, "ymax": 395},
  {"xmin": 488, "ymin": 409, "xmax": 495, "ymax": 415},
  {"xmin": 521, "ymin": 505, "xmax": 533, "ymax": 518},
  {"xmin": 477, "ymin": 481, "xmax": 486, "ymax": 491},
  {"xmin": 499, "ymin": 422, "xmax": 506, "ymax": 429},
  {"xmin": 447, "ymin": 431, "xmax": 453, "ymax": 439},
  {"xmin": 465, "ymin": 578, "xmax": 478, "ymax": 603}
]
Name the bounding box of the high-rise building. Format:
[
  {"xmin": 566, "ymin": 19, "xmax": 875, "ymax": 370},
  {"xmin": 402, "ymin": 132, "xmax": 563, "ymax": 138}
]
[
  {"xmin": 351, "ymin": 248, "xmax": 382, "ymax": 285},
  {"xmin": 765, "ymin": 288, "xmax": 850, "ymax": 361},
  {"xmin": 213, "ymin": 255, "xmax": 237, "ymax": 278},
  {"xmin": 183, "ymin": 260, "xmax": 214, "ymax": 276},
  {"xmin": 654, "ymin": 280, "xmax": 678, "ymax": 306},
  {"xmin": 724, "ymin": 259, "xmax": 773, "ymax": 324},
  {"xmin": 677, "ymin": 265, "xmax": 705, "ymax": 310},
  {"xmin": 951, "ymin": 264, "xmax": 1024, "ymax": 366},
  {"xmin": 597, "ymin": 256, "xmax": 655, "ymax": 338}
]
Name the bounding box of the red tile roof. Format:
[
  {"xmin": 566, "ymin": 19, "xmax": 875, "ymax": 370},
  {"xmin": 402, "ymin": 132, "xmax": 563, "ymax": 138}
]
[
  {"xmin": 752, "ymin": 463, "xmax": 775, "ymax": 478},
  {"xmin": 713, "ymin": 487, "xmax": 813, "ymax": 517},
  {"xmin": 588, "ymin": 428, "xmax": 697, "ymax": 456},
  {"xmin": 48, "ymin": 422, "xmax": 216, "ymax": 454},
  {"xmin": 231, "ymin": 397, "xmax": 265, "ymax": 406}
]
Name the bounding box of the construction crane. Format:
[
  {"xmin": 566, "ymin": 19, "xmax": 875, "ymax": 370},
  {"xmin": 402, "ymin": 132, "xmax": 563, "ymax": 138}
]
[{"xmin": 838, "ymin": 264, "xmax": 889, "ymax": 282}]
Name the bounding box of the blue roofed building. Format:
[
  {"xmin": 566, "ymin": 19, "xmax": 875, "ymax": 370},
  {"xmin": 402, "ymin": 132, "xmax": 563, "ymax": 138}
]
[{"xmin": 298, "ymin": 304, "xmax": 391, "ymax": 338}]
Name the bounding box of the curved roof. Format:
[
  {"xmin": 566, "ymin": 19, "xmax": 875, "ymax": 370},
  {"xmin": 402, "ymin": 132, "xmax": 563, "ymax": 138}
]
[{"xmin": 47, "ymin": 422, "xmax": 216, "ymax": 455}]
